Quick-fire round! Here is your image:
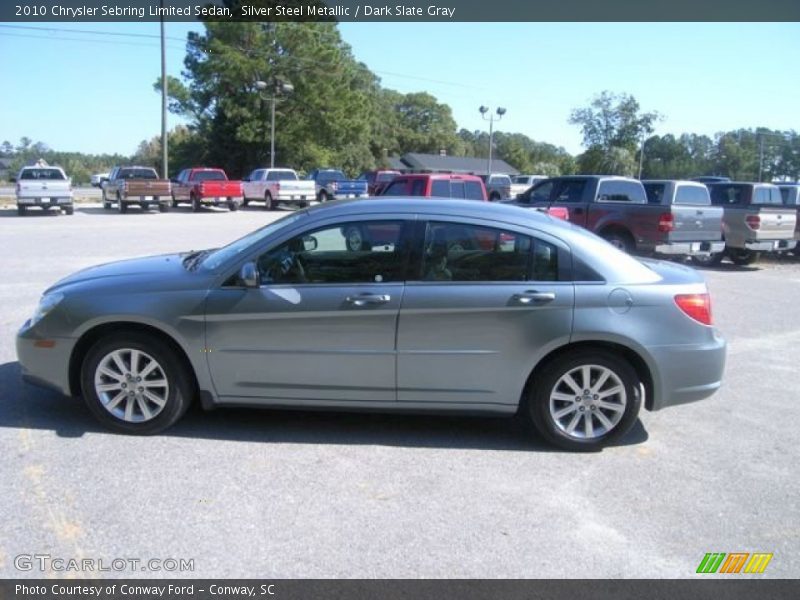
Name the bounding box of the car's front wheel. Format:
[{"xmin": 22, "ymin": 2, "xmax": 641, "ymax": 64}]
[
  {"xmin": 81, "ymin": 332, "xmax": 193, "ymax": 434},
  {"xmin": 526, "ymin": 349, "xmax": 641, "ymax": 451}
]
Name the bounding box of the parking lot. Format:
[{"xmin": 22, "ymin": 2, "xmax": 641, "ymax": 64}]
[{"xmin": 1, "ymin": 203, "xmax": 798, "ymax": 578}]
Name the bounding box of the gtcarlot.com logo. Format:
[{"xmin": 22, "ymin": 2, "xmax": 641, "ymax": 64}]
[
  {"xmin": 15, "ymin": 554, "xmax": 195, "ymax": 573},
  {"xmin": 696, "ymin": 552, "xmax": 773, "ymax": 574}
]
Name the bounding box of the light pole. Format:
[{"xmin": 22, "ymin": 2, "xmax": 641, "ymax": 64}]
[
  {"xmin": 757, "ymin": 131, "xmax": 789, "ymax": 182},
  {"xmin": 159, "ymin": 0, "xmax": 167, "ymax": 178},
  {"xmin": 255, "ymin": 79, "xmax": 294, "ymax": 168},
  {"xmin": 637, "ymin": 133, "xmax": 648, "ymax": 179},
  {"xmin": 479, "ymin": 106, "xmax": 506, "ymax": 175}
]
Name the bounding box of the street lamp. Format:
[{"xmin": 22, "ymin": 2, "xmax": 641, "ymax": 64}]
[
  {"xmin": 479, "ymin": 106, "xmax": 506, "ymax": 175},
  {"xmin": 255, "ymin": 79, "xmax": 294, "ymax": 168}
]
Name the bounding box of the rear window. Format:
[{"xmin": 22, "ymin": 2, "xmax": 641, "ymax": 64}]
[
  {"xmin": 674, "ymin": 185, "xmax": 710, "ymax": 206},
  {"xmin": 597, "ymin": 180, "xmax": 646, "ymax": 203},
  {"xmin": 753, "ymin": 186, "xmax": 783, "ymax": 206},
  {"xmin": 709, "ymin": 185, "xmax": 746, "ymax": 206},
  {"xmin": 317, "ymin": 171, "xmax": 345, "ymax": 182},
  {"xmin": 431, "ymin": 180, "xmax": 450, "ymax": 198},
  {"xmin": 512, "ymin": 176, "xmax": 530, "ymax": 184},
  {"xmin": 119, "ymin": 168, "xmax": 158, "ymax": 180},
  {"xmin": 377, "ymin": 172, "xmax": 398, "ymax": 182},
  {"xmin": 465, "ymin": 181, "xmax": 484, "ymax": 200},
  {"xmin": 643, "ymin": 183, "xmax": 666, "ymax": 205},
  {"xmin": 192, "ymin": 170, "xmax": 226, "ymax": 182},
  {"xmin": 267, "ymin": 170, "xmax": 297, "ymax": 181},
  {"xmin": 381, "ymin": 180, "xmax": 408, "ymax": 196},
  {"xmin": 490, "ymin": 175, "xmax": 512, "ymax": 185},
  {"xmin": 19, "ymin": 168, "xmax": 65, "ymax": 180}
]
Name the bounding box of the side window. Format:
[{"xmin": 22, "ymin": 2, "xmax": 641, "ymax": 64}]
[
  {"xmin": 431, "ymin": 180, "xmax": 450, "ymax": 198},
  {"xmin": 529, "ymin": 181, "xmax": 554, "ymax": 204},
  {"xmin": 381, "ymin": 180, "xmax": 407, "ymax": 196},
  {"xmin": 465, "ymin": 181, "xmax": 484, "ymax": 200},
  {"xmin": 597, "ymin": 181, "xmax": 645, "ymax": 203},
  {"xmin": 643, "ymin": 183, "xmax": 666, "ymax": 205},
  {"xmin": 419, "ymin": 221, "xmax": 534, "ymax": 282},
  {"xmin": 674, "ymin": 185, "xmax": 710, "ymax": 206},
  {"xmin": 450, "ymin": 181, "xmax": 466, "ymax": 199},
  {"xmin": 710, "ymin": 185, "xmax": 743, "ymax": 205},
  {"xmin": 267, "ymin": 171, "xmax": 281, "ymax": 181},
  {"xmin": 256, "ymin": 221, "xmax": 408, "ymax": 285},
  {"xmin": 410, "ymin": 179, "xmax": 426, "ymax": 196},
  {"xmin": 553, "ymin": 180, "xmax": 587, "ymax": 203}
]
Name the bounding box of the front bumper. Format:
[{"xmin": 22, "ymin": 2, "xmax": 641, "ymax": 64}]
[
  {"xmin": 16, "ymin": 321, "xmax": 76, "ymax": 397},
  {"xmin": 647, "ymin": 331, "xmax": 727, "ymax": 411},
  {"xmin": 743, "ymin": 239, "xmax": 796, "ymax": 252},
  {"xmin": 655, "ymin": 240, "xmax": 726, "ymax": 256}
]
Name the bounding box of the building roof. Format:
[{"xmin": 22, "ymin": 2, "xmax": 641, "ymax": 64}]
[{"xmin": 396, "ymin": 153, "xmax": 519, "ymax": 176}]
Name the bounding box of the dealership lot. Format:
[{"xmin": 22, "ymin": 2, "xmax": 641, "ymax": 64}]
[{"xmin": 0, "ymin": 204, "xmax": 798, "ymax": 578}]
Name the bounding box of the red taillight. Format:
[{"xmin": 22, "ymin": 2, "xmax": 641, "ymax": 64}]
[
  {"xmin": 547, "ymin": 206, "xmax": 569, "ymax": 220},
  {"xmin": 745, "ymin": 215, "xmax": 761, "ymax": 230},
  {"xmin": 658, "ymin": 212, "xmax": 675, "ymax": 232},
  {"xmin": 674, "ymin": 293, "xmax": 713, "ymax": 326}
]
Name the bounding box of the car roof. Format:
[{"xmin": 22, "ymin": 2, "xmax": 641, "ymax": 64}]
[
  {"xmin": 398, "ymin": 173, "xmax": 483, "ymax": 181},
  {"xmin": 642, "ymin": 179, "xmax": 706, "ymax": 186}
]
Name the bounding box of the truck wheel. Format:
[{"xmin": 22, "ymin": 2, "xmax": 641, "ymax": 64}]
[
  {"xmin": 228, "ymin": 198, "xmax": 239, "ymax": 211},
  {"xmin": 264, "ymin": 192, "xmax": 274, "ymax": 211},
  {"xmin": 242, "ymin": 198, "xmax": 250, "ymax": 208},
  {"xmin": 691, "ymin": 252, "xmax": 724, "ymax": 267},
  {"xmin": 318, "ymin": 190, "xmax": 329, "ymax": 203},
  {"xmin": 525, "ymin": 348, "xmax": 642, "ymax": 452},
  {"xmin": 728, "ymin": 249, "xmax": 759, "ymax": 266},
  {"xmin": 102, "ymin": 191, "xmax": 111, "ymax": 210},
  {"xmin": 191, "ymin": 194, "xmax": 201, "ymax": 213},
  {"xmin": 602, "ymin": 230, "xmax": 634, "ymax": 254},
  {"xmin": 117, "ymin": 193, "xmax": 127, "ymax": 214},
  {"xmin": 141, "ymin": 202, "xmax": 150, "ymax": 212},
  {"xmin": 64, "ymin": 206, "xmax": 74, "ymax": 215},
  {"xmin": 171, "ymin": 194, "xmax": 179, "ymax": 208},
  {"xmin": 158, "ymin": 203, "xmax": 169, "ymax": 213},
  {"xmin": 489, "ymin": 192, "xmax": 501, "ymax": 201},
  {"xmin": 17, "ymin": 205, "xmax": 26, "ymax": 216}
]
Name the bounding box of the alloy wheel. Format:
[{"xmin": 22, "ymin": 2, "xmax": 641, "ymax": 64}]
[{"xmin": 94, "ymin": 348, "xmax": 169, "ymax": 423}]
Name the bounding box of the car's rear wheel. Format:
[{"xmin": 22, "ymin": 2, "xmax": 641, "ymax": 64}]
[
  {"xmin": 526, "ymin": 349, "xmax": 641, "ymax": 452},
  {"xmin": 242, "ymin": 198, "xmax": 250, "ymax": 208},
  {"xmin": 158, "ymin": 203, "xmax": 169, "ymax": 213},
  {"xmin": 17, "ymin": 205, "xmax": 26, "ymax": 216},
  {"xmin": 64, "ymin": 206, "xmax": 74, "ymax": 215},
  {"xmin": 191, "ymin": 194, "xmax": 201, "ymax": 213},
  {"xmin": 264, "ymin": 192, "xmax": 274, "ymax": 211},
  {"xmin": 691, "ymin": 252, "xmax": 724, "ymax": 267},
  {"xmin": 117, "ymin": 193, "xmax": 127, "ymax": 214},
  {"xmin": 601, "ymin": 230, "xmax": 634, "ymax": 254},
  {"xmin": 728, "ymin": 249, "xmax": 759, "ymax": 266},
  {"xmin": 228, "ymin": 198, "xmax": 239, "ymax": 211},
  {"xmin": 171, "ymin": 194, "xmax": 179, "ymax": 208},
  {"xmin": 81, "ymin": 332, "xmax": 193, "ymax": 435},
  {"xmin": 102, "ymin": 191, "xmax": 111, "ymax": 210},
  {"xmin": 318, "ymin": 190, "xmax": 328, "ymax": 203}
]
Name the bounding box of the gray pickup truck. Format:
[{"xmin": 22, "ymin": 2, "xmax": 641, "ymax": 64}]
[
  {"xmin": 511, "ymin": 175, "xmax": 724, "ymax": 257},
  {"xmin": 778, "ymin": 183, "xmax": 800, "ymax": 256},
  {"xmin": 698, "ymin": 182, "xmax": 797, "ymax": 265}
]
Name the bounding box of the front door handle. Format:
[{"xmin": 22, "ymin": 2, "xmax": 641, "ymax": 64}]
[
  {"xmin": 346, "ymin": 293, "xmax": 391, "ymax": 306},
  {"xmin": 513, "ymin": 291, "xmax": 556, "ymax": 305}
]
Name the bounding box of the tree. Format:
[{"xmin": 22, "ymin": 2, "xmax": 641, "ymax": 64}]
[{"xmin": 569, "ymin": 91, "xmax": 661, "ymax": 153}]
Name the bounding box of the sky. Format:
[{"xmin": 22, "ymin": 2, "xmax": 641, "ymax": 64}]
[{"xmin": 1, "ymin": 22, "xmax": 798, "ymax": 157}]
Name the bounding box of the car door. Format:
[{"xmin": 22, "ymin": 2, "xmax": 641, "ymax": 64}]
[
  {"xmin": 396, "ymin": 218, "xmax": 574, "ymax": 408},
  {"xmin": 204, "ymin": 216, "xmax": 413, "ymax": 405}
]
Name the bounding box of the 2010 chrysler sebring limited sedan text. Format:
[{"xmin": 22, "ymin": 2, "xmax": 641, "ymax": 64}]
[{"xmin": 17, "ymin": 199, "xmax": 726, "ymax": 451}]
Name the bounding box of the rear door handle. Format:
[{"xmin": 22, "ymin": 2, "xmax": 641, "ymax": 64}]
[
  {"xmin": 513, "ymin": 291, "xmax": 556, "ymax": 305},
  {"xmin": 346, "ymin": 293, "xmax": 391, "ymax": 306}
]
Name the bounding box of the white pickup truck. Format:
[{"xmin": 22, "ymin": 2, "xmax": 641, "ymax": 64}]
[
  {"xmin": 15, "ymin": 165, "xmax": 74, "ymax": 216},
  {"xmin": 242, "ymin": 168, "xmax": 316, "ymax": 210}
]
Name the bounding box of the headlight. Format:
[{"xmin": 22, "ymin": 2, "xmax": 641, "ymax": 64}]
[{"xmin": 30, "ymin": 293, "xmax": 64, "ymax": 327}]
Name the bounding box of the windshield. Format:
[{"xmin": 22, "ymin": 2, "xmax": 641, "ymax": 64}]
[{"xmin": 201, "ymin": 211, "xmax": 307, "ymax": 270}]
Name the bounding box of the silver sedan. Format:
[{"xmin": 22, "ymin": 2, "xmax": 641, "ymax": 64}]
[{"xmin": 16, "ymin": 199, "xmax": 726, "ymax": 451}]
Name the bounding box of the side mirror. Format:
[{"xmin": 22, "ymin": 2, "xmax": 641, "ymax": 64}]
[
  {"xmin": 239, "ymin": 262, "xmax": 259, "ymax": 288},
  {"xmin": 302, "ymin": 235, "xmax": 318, "ymax": 251}
]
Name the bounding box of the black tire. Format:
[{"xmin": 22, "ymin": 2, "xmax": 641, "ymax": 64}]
[
  {"xmin": 489, "ymin": 192, "xmax": 501, "ymax": 202},
  {"xmin": 17, "ymin": 205, "xmax": 26, "ymax": 216},
  {"xmin": 64, "ymin": 206, "xmax": 74, "ymax": 215},
  {"xmin": 264, "ymin": 192, "xmax": 274, "ymax": 211},
  {"xmin": 80, "ymin": 332, "xmax": 193, "ymax": 435},
  {"xmin": 102, "ymin": 191, "xmax": 111, "ymax": 210},
  {"xmin": 117, "ymin": 194, "xmax": 127, "ymax": 214},
  {"xmin": 191, "ymin": 194, "xmax": 201, "ymax": 213},
  {"xmin": 228, "ymin": 198, "xmax": 239, "ymax": 211},
  {"xmin": 525, "ymin": 349, "xmax": 642, "ymax": 452},
  {"xmin": 318, "ymin": 190, "xmax": 328, "ymax": 203},
  {"xmin": 299, "ymin": 200, "xmax": 309, "ymax": 208},
  {"xmin": 602, "ymin": 230, "xmax": 634, "ymax": 254},
  {"xmin": 691, "ymin": 252, "xmax": 724, "ymax": 267},
  {"xmin": 728, "ymin": 249, "xmax": 759, "ymax": 266},
  {"xmin": 141, "ymin": 202, "xmax": 150, "ymax": 212},
  {"xmin": 171, "ymin": 194, "xmax": 179, "ymax": 208},
  {"xmin": 242, "ymin": 198, "xmax": 250, "ymax": 208},
  {"xmin": 158, "ymin": 203, "xmax": 169, "ymax": 213}
]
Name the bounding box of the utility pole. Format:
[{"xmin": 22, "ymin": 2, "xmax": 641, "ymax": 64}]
[
  {"xmin": 160, "ymin": 0, "xmax": 168, "ymax": 178},
  {"xmin": 637, "ymin": 133, "xmax": 647, "ymax": 179}
]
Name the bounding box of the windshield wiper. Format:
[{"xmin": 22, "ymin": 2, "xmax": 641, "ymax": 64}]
[{"xmin": 182, "ymin": 249, "xmax": 210, "ymax": 271}]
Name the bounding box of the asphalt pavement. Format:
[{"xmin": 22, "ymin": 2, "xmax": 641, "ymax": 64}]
[{"xmin": 0, "ymin": 203, "xmax": 798, "ymax": 578}]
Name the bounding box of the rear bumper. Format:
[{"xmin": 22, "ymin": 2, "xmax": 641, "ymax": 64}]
[
  {"xmin": 742, "ymin": 239, "xmax": 796, "ymax": 252},
  {"xmin": 647, "ymin": 331, "xmax": 727, "ymax": 411},
  {"xmin": 332, "ymin": 193, "xmax": 369, "ymax": 199},
  {"xmin": 16, "ymin": 323, "xmax": 75, "ymax": 397},
  {"xmin": 275, "ymin": 193, "xmax": 311, "ymax": 203},
  {"xmin": 655, "ymin": 240, "xmax": 726, "ymax": 256},
  {"xmin": 17, "ymin": 197, "xmax": 73, "ymax": 205},
  {"xmin": 199, "ymin": 196, "xmax": 243, "ymax": 205}
]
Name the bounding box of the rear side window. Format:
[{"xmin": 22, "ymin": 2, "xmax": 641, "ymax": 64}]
[
  {"xmin": 753, "ymin": 187, "xmax": 783, "ymax": 205},
  {"xmin": 597, "ymin": 180, "xmax": 646, "ymax": 203},
  {"xmin": 554, "ymin": 180, "xmax": 588, "ymax": 203},
  {"xmin": 410, "ymin": 179, "xmax": 426, "ymax": 196},
  {"xmin": 709, "ymin": 185, "xmax": 745, "ymax": 206},
  {"xmin": 674, "ymin": 185, "xmax": 710, "ymax": 206},
  {"xmin": 465, "ymin": 181, "xmax": 484, "ymax": 200},
  {"xmin": 643, "ymin": 183, "xmax": 666, "ymax": 205},
  {"xmin": 528, "ymin": 181, "xmax": 554, "ymax": 203},
  {"xmin": 381, "ymin": 180, "xmax": 408, "ymax": 196},
  {"xmin": 431, "ymin": 180, "xmax": 450, "ymax": 198},
  {"xmin": 780, "ymin": 187, "xmax": 800, "ymax": 206}
]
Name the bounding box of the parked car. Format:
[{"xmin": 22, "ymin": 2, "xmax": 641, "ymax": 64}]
[
  {"xmin": 358, "ymin": 169, "xmax": 401, "ymax": 196},
  {"xmin": 90, "ymin": 172, "xmax": 109, "ymax": 188},
  {"xmin": 15, "ymin": 165, "xmax": 73, "ymax": 216},
  {"xmin": 512, "ymin": 176, "xmax": 725, "ymax": 257},
  {"xmin": 242, "ymin": 168, "xmax": 315, "ymax": 210},
  {"xmin": 511, "ymin": 174, "xmax": 547, "ymax": 198},
  {"xmin": 691, "ymin": 176, "xmax": 731, "ymax": 184},
  {"xmin": 480, "ymin": 173, "xmax": 513, "ymax": 201},
  {"xmin": 308, "ymin": 168, "xmax": 369, "ymax": 202},
  {"xmin": 171, "ymin": 168, "xmax": 243, "ymax": 212},
  {"xmin": 16, "ymin": 199, "xmax": 726, "ymax": 451},
  {"xmin": 696, "ymin": 182, "xmax": 798, "ymax": 265},
  {"xmin": 102, "ymin": 166, "xmax": 171, "ymax": 213},
  {"xmin": 380, "ymin": 173, "xmax": 487, "ymax": 201},
  {"xmin": 777, "ymin": 183, "xmax": 800, "ymax": 255}
]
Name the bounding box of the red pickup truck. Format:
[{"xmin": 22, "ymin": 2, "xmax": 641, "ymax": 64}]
[{"xmin": 171, "ymin": 168, "xmax": 244, "ymax": 212}]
